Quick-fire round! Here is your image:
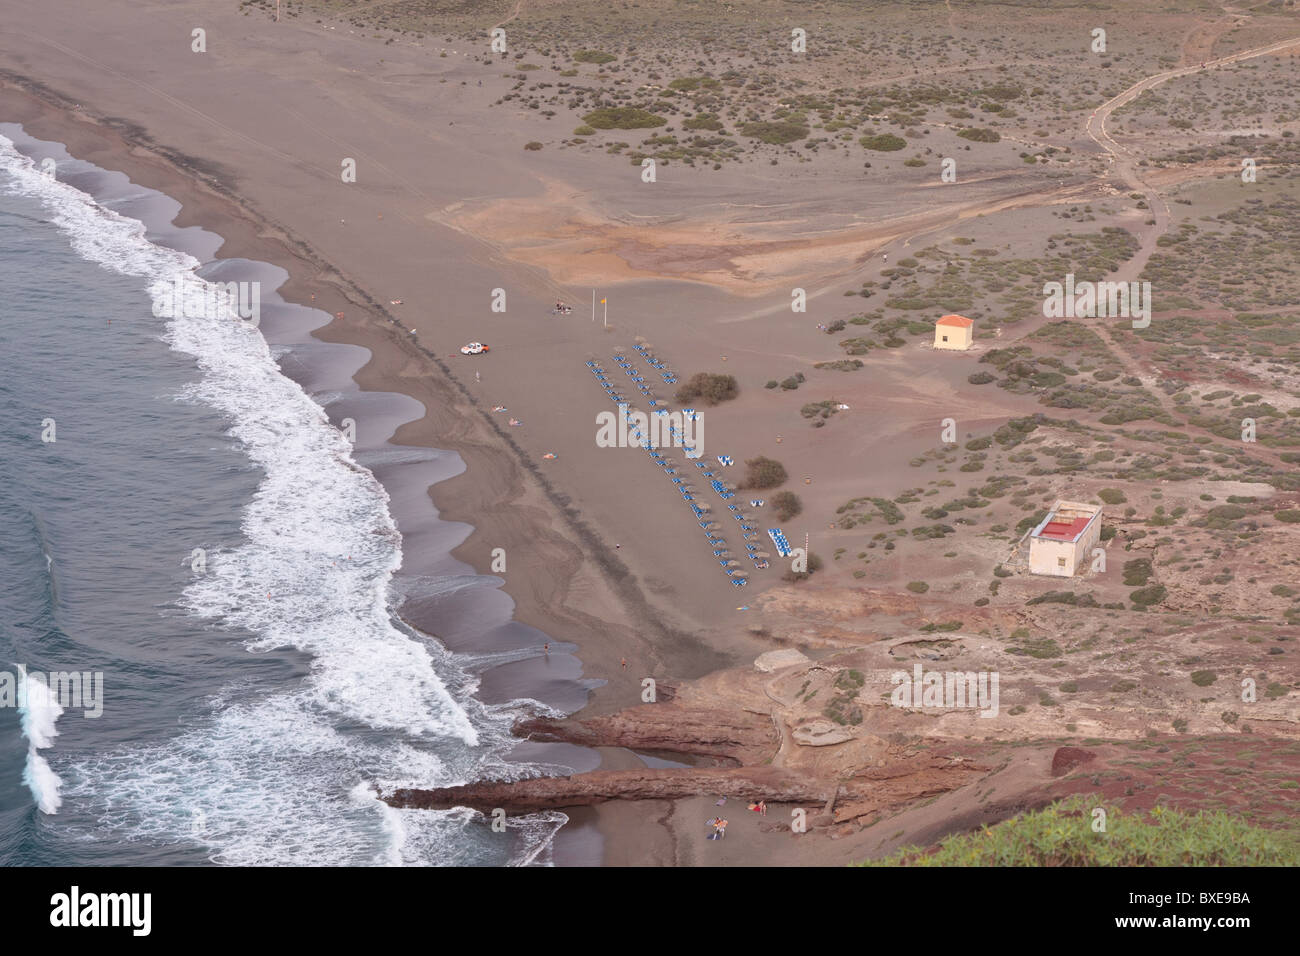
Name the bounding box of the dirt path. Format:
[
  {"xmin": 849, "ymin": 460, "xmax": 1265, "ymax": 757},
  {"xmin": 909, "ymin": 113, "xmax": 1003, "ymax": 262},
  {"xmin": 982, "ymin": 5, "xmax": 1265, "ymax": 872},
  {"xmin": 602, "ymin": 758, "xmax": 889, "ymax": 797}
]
[
  {"xmin": 493, "ymin": 0, "xmax": 527, "ymax": 30},
  {"xmin": 1068, "ymin": 31, "xmax": 1300, "ymax": 454}
]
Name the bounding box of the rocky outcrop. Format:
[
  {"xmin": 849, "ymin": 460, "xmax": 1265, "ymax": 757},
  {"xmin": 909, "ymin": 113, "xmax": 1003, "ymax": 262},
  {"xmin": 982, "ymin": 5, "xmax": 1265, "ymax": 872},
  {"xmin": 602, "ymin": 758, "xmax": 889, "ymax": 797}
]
[
  {"xmin": 385, "ymin": 766, "xmax": 833, "ymax": 813},
  {"xmin": 384, "ymin": 750, "xmax": 986, "ymax": 822},
  {"xmin": 514, "ymin": 704, "xmax": 777, "ymax": 766},
  {"xmin": 1051, "ymin": 746, "xmax": 1097, "ymax": 777}
]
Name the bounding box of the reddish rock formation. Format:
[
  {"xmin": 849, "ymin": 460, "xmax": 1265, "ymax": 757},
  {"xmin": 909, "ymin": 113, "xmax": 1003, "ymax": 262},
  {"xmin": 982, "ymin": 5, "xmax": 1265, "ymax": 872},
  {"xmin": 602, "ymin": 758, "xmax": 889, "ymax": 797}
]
[
  {"xmin": 1051, "ymin": 746, "xmax": 1097, "ymax": 777},
  {"xmin": 385, "ymin": 766, "xmax": 832, "ymax": 814},
  {"xmin": 514, "ymin": 704, "xmax": 777, "ymax": 766}
]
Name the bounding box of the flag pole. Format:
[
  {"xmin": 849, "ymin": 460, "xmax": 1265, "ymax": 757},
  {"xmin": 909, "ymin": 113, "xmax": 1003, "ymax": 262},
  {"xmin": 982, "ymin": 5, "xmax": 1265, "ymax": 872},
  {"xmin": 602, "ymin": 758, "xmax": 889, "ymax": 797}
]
[
  {"xmin": 592, "ymin": 289, "xmax": 595, "ymax": 322},
  {"xmin": 603, "ymin": 298, "xmax": 608, "ymax": 328}
]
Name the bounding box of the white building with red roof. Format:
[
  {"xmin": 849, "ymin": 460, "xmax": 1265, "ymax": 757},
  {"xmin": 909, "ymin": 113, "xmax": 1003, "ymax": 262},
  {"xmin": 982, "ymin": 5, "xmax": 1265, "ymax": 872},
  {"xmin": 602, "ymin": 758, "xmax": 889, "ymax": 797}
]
[
  {"xmin": 1028, "ymin": 500, "xmax": 1103, "ymax": 577},
  {"xmin": 934, "ymin": 313, "xmax": 974, "ymax": 350}
]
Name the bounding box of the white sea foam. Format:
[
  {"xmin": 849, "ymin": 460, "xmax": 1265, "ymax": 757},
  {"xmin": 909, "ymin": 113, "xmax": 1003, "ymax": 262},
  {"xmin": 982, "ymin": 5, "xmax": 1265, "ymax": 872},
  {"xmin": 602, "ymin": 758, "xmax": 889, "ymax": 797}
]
[
  {"xmin": 23, "ymin": 752, "xmax": 63, "ymax": 815},
  {"xmin": 0, "ymin": 134, "xmax": 559, "ymax": 863},
  {"xmin": 17, "ymin": 668, "xmax": 65, "ymax": 813}
]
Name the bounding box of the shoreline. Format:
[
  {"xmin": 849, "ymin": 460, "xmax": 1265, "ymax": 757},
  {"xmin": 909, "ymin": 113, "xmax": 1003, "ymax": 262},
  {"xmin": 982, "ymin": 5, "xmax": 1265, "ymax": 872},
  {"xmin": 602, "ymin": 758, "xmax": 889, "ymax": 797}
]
[{"xmin": 0, "ymin": 76, "xmax": 685, "ymax": 866}]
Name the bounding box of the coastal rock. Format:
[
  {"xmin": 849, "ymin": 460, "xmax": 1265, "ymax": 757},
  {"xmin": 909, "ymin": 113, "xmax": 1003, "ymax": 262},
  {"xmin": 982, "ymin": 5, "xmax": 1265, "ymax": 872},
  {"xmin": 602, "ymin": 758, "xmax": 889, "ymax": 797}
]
[
  {"xmin": 384, "ymin": 767, "xmax": 833, "ymax": 813},
  {"xmin": 514, "ymin": 704, "xmax": 777, "ymax": 765}
]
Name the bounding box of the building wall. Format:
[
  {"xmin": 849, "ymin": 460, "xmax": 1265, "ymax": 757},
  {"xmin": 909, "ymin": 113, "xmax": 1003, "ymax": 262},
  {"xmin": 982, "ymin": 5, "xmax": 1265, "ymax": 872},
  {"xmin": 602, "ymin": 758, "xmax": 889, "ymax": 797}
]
[
  {"xmin": 1076, "ymin": 517, "xmax": 1102, "ymax": 571},
  {"xmin": 934, "ymin": 325, "xmax": 972, "ymax": 350},
  {"xmin": 1029, "ymin": 537, "xmax": 1077, "ymax": 576}
]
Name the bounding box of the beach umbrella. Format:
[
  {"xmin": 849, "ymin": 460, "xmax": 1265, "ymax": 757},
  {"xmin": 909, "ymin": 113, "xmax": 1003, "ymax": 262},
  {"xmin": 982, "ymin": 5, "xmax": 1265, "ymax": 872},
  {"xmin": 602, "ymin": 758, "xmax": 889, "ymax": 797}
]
[
  {"xmin": 726, "ymin": 560, "xmax": 741, "ymax": 567},
  {"xmin": 754, "ymin": 551, "xmax": 771, "ymax": 559},
  {"xmin": 697, "ymin": 503, "xmax": 712, "ymax": 512},
  {"xmin": 706, "ymin": 522, "xmax": 722, "ymax": 530}
]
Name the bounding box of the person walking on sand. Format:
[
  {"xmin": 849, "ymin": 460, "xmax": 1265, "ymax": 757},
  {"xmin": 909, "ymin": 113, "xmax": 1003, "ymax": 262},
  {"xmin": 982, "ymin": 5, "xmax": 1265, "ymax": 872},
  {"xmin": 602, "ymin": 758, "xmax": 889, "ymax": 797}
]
[
  {"xmin": 620, "ymin": 657, "xmax": 627, "ymax": 670},
  {"xmin": 475, "ymin": 370, "xmax": 480, "ymax": 383}
]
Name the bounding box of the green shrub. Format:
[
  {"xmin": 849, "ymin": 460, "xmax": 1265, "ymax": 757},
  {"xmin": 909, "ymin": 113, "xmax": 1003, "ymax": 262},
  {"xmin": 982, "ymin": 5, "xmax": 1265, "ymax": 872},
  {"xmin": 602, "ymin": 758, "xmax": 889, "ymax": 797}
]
[
  {"xmin": 1190, "ymin": 670, "xmax": 1217, "ymax": 687},
  {"xmin": 1098, "ymin": 488, "xmax": 1127, "ymax": 505},
  {"xmin": 674, "ymin": 372, "xmax": 738, "ymax": 406},
  {"xmin": 583, "ymin": 107, "xmax": 665, "ymax": 130},
  {"xmin": 906, "ymin": 581, "xmax": 929, "ymax": 594},
  {"xmin": 859, "ymin": 798, "xmax": 1300, "ymax": 866},
  {"xmin": 741, "ymin": 456, "xmax": 788, "ymax": 490},
  {"xmin": 957, "ymin": 127, "xmax": 1001, "ymax": 143},
  {"xmin": 1208, "ymin": 504, "xmax": 1247, "ymax": 521},
  {"xmin": 573, "ymin": 50, "xmax": 616, "ymax": 64},
  {"xmin": 859, "ymin": 133, "xmax": 907, "ymax": 151},
  {"xmin": 772, "ymin": 491, "xmax": 802, "ymax": 522},
  {"xmin": 1123, "ymin": 558, "xmax": 1153, "ymax": 587},
  {"xmin": 683, "ymin": 112, "xmax": 724, "ymax": 131},
  {"xmin": 740, "ymin": 120, "xmax": 809, "ymax": 144},
  {"xmin": 1130, "ymin": 584, "xmax": 1168, "ymax": 607}
]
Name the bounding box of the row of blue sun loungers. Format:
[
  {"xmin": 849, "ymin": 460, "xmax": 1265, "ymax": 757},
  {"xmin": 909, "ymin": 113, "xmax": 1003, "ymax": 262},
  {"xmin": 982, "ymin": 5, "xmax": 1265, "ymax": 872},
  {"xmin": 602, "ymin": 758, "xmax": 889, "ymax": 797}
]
[
  {"xmin": 634, "ymin": 344, "xmax": 678, "ymax": 385},
  {"xmin": 589, "ymin": 357, "xmax": 749, "ymax": 586},
  {"xmin": 593, "ymin": 358, "xmax": 745, "ymax": 586},
  {"xmin": 587, "ymin": 360, "xmax": 629, "ymax": 404},
  {"xmin": 768, "ymin": 529, "xmax": 793, "ymax": 557}
]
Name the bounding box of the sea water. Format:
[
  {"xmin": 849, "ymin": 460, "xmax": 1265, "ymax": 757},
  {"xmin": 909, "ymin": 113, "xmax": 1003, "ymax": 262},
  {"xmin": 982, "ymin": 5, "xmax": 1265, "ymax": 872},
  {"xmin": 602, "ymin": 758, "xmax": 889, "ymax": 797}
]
[{"xmin": 0, "ymin": 127, "xmax": 578, "ymax": 866}]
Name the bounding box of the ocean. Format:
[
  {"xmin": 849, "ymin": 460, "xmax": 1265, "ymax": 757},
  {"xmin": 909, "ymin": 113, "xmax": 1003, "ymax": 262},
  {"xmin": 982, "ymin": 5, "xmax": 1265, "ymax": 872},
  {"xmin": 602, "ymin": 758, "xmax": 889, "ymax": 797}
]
[{"xmin": 0, "ymin": 125, "xmax": 593, "ymax": 866}]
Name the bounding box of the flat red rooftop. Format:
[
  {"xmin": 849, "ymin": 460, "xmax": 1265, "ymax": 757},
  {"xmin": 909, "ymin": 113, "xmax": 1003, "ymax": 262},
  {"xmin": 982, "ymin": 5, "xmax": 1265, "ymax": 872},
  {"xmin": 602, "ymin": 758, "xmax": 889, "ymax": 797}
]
[
  {"xmin": 937, "ymin": 314, "xmax": 973, "ymax": 327},
  {"xmin": 1037, "ymin": 516, "xmax": 1092, "ymax": 541}
]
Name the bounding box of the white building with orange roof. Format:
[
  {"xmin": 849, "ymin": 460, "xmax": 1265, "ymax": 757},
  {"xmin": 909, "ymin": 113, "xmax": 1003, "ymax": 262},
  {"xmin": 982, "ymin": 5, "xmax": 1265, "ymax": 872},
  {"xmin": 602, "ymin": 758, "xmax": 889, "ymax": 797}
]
[{"xmin": 934, "ymin": 313, "xmax": 974, "ymax": 350}]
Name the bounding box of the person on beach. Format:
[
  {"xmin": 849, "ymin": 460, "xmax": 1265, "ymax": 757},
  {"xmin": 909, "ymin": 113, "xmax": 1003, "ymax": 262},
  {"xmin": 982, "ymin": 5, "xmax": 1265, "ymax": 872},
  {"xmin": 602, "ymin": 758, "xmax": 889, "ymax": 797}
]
[
  {"xmin": 620, "ymin": 657, "xmax": 627, "ymax": 670},
  {"xmin": 543, "ymin": 643, "xmax": 549, "ymax": 656}
]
